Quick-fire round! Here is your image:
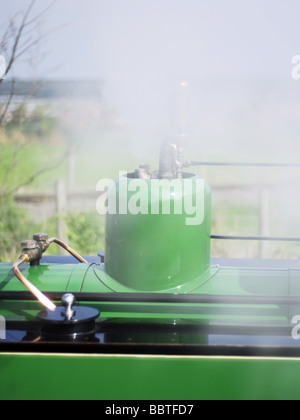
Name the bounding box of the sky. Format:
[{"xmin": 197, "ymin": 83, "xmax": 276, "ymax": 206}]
[
  {"xmin": 2, "ymin": 0, "xmax": 300, "ymax": 159},
  {"xmin": 1, "ymin": 0, "xmax": 299, "ymax": 81}
]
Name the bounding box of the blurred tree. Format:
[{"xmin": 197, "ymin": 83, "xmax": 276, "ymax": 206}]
[{"xmin": 0, "ymin": 0, "xmax": 67, "ymax": 200}]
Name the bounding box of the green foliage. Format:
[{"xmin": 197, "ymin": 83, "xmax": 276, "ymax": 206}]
[
  {"xmin": 65, "ymin": 211, "xmax": 105, "ymax": 256},
  {"xmin": 0, "ymin": 198, "xmax": 34, "ymax": 262},
  {"xmin": 4, "ymin": 104, "xmax": 58, "ymax": 138},
  {"xmin": 0, "ymin": 198, "xmax": 105, "ymax": 262}
]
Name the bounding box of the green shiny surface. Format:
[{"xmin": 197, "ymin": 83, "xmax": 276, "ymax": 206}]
[
  {"xmin": 105, "ymin": 175, "xmax": 211, "ymax": 291},
  {"xmin": 0, "ymin": 263, "xmax": 76, "ymax": 293},
  {"xmin": 1, "ymin": 261, "xmax": 300, "ymax": 400},
  {"xmin": 1, "ymin": 353, "xmax": 300, "ymax": 400},
  {"xmin": 1, "ymin": 262, "xmax": 299, "ymax": 323},
  {"xmin": 89, "ymin": 264, "xmax": 220, "ymax": 294}
]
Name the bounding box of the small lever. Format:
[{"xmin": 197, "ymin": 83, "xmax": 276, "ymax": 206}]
[{"xmin": 61, "ymin": 294, "xmax": 76, "ymax": 321}]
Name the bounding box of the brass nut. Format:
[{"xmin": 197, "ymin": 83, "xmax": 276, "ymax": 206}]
[
  {"xmin": 33, "ymin": 233, "xmax": 48, "ymax": 242},
  {"xmin": 21, "ymin": 240, "xmax": 38, "ymax": 250}
]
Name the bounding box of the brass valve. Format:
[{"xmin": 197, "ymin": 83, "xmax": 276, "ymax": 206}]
[{"xmin": 12, "ymin": 233, "xmax": 88, "ymax": 311}]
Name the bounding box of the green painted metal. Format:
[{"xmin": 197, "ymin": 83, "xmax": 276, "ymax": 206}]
[
  {"xmin": 1, "ymin": 352, "xmax": 300, "ymax": 400},
  {"xmin": 89, "ymin": 263, "xmax": 220, "ymax": 294},
  {"xmin": 105, "ymin": 174, "xmax": 211, "ymax": 291},
  {"xmin": 0, "ymin": 263, "xmax": 77, "ymax": 293},
  {"xmin": 0, "ymin": 172, "xmax": 299, "ymax": 400},
  {"xmin": 2, "ymin": 163, "xmax": 300, "ymax": 402},
  {"xmin": 0, "ymin": 259, "xmax": 295, "ymax": 333},
  {"xmin": 1, "ymin": 262, "xmax": 299, "ymax": 323},
  {"xmin": 1, "ymin": 260, "xmax": 300, "ymax": 400}
]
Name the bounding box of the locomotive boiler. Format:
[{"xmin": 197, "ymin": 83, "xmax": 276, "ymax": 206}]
[{"xmin": 1, "ymin": 140, "xmax": 300, "ymax": 401}]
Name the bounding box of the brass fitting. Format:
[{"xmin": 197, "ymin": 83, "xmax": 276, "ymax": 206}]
[
  {"xmin": 21, "ymin": 239, "xmax": 43, "ymax": 266},
  {"xmin": 12, "ymin": 233, "xmax": 88, "ymax": 311}
]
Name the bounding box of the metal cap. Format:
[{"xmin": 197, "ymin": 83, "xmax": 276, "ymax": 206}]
[
  {"xmin": 21, "ymin": 240, "xmax": 38, "ymax": 250},
  {"xmin": 37, "ymin": 294, "xmax": 100, "ymax": 342},
  {"xmin": 61, "ymin": 293, "xmax": 76, "ymax": 321},
  {"xmin": 33, "ymin": 233, "xmax": 48, "ymax": 242}
]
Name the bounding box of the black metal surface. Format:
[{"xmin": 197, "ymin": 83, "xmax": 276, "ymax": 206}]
[
  {"xmin": 1, "ymin": 315, "xmax": 300, "ymax": 356},
  {"xmin": 1, "ymin": 336, "xmax": 300, "ymax": 358},
  {"xmin": 37, "ymin": 306, "xmax": 99, "ymax": 324},
  {"xmin": 1, "ymin": 290, "xmax": 300, "ymax": 305},
  {"xmin": 40, "ymin": 255, "xmax": 99, "ymax": 264},
  {"xmin": 37, "ymin": 305, "xmax": 99, "ymax": 341},
  {"xmin": 3, "ymin": 318, "xmax": 293, "ymax": 337},
  {"xmin": 40, "ymin": 254, "xmax": 300, "ymax": 270}
]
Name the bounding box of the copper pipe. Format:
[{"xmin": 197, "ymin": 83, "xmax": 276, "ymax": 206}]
[
  {"xmin": 12, "ymin": 256, "xmax": 56, "ymax": 311},
  {"xmin": 11, "ymin": 235, "xmax": 86, "ymax": 311},
  {"xmin": 47, "ymin": 238, "xmax": 88, "ymax": 264}
]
